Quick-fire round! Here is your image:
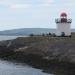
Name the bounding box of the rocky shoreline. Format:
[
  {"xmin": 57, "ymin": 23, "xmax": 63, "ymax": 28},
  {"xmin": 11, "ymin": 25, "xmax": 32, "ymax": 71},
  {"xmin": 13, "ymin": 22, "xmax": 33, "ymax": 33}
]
[{"xmin": 0, "ymin": 36, "xmax": 75, "ymax": 74}]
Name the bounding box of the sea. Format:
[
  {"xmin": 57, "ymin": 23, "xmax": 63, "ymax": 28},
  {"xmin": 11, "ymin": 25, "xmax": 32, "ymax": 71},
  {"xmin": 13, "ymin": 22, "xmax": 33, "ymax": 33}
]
[
  {"xmin": 0, "ymin": 36, "xmax": 27, "ymax": 41},
  {"xmin": 0, "ymin": 36, "xmax": 53, "ymax": 75}
]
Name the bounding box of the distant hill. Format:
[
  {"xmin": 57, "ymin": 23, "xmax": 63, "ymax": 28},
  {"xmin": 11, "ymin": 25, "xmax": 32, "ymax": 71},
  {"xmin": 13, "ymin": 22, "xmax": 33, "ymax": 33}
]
[
  {"xmin": 0, "ymin": 28, "xmax": 56, "ymax": 36},
  {"xmin": 0, "ymin": 28, "xmax": 74, "ymax": 36}
]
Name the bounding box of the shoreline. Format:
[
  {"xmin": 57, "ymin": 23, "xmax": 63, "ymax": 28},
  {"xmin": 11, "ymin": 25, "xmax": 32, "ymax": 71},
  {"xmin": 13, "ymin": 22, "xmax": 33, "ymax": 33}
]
[{"xmin": 1, "ymin": 54, "xmax": 75, "ymax": 75}]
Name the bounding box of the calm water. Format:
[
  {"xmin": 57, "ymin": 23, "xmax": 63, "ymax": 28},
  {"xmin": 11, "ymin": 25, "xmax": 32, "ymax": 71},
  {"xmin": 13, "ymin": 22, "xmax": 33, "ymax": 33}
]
[
  {"xmin": 0, "ymin": 36, "xmax": 53, "ymax": 75},
  {"xmin": 0, "ymin": 36, "xmax": 28, "ymax": 41},
  {"xmin": 0, "ymin": 60, "xmax": 53, "ymax": 75}
]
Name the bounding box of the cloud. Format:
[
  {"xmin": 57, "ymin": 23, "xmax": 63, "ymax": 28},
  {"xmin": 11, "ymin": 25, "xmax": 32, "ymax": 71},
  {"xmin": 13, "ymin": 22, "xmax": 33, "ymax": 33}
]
[
  {"xmin": 0, "ymin": 0, "xmax": 32, "ymax": 9},
  {"xmin": 10, "ymin": 4, "xmax": 31, "ymax": 9},
  {"xmin": 44, "ymin": 0, "xmax": 54, "ymax": 3},
  {"xmin": 0, "ymin": 0, "xmax": 74, "ymax": 10},
  {"xmin": 0, "ymin": 0, "xmax": 12, "ymax": 5},
  {"xmin": 40, "ymin": 0, "xmax": 54, "ymax": 3},
  {"xmin": 9, "ymin": 0, "xmax": 54, "ymax": 9}
]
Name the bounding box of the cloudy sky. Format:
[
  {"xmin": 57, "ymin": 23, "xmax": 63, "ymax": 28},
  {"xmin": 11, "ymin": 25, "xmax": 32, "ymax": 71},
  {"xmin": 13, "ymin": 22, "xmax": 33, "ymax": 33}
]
[{"xmin": 0, "ymin": 0, "xmax": 74, "ymax": 30}]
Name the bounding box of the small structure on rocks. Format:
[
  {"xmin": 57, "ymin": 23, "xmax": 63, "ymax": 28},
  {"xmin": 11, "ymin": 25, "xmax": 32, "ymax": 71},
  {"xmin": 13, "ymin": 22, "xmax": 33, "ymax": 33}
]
[{"xmin": 55, "ymin": 12, "xmax": 72, "ymax": 36}]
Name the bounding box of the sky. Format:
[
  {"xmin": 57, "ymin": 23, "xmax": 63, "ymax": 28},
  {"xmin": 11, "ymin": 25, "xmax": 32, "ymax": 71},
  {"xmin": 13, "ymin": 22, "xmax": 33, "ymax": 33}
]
[{"xmin": 0, "ymin": 0, "xmax": 74, "ymax": 31}]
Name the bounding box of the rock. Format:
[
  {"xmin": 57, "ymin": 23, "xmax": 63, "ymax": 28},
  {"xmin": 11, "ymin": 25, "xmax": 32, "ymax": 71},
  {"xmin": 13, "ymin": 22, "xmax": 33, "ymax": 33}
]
[{"xmin": 0, "ymin": 36, "xmax": 75, "ymax": 64}]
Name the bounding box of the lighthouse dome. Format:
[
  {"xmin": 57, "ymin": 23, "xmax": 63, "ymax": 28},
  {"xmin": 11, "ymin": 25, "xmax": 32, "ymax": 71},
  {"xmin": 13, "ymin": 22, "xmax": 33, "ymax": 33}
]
[{"xmin": 60, "ymin": 12, "xmax": 67, "ymax": 17}]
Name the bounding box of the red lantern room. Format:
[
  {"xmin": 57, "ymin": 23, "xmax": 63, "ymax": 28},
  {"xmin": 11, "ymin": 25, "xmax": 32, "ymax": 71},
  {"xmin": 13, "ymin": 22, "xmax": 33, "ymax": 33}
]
[
  {"xmin": 55, "ymin": 12, "xmax": 72, "ymax": 23},
  {"xmin": 60, "ymin": 12, "xmax": 67, "ymax": 18},
  {"xmin": 60, "ymin": 12, "xmax": 67, "ymax": 22}
]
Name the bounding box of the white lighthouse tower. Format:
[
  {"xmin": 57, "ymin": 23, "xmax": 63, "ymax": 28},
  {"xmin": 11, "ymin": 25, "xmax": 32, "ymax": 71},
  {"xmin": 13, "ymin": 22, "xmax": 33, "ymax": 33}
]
[{"xmin": 55, "ymin": 12, "xmax": 72, "ymax": 36}]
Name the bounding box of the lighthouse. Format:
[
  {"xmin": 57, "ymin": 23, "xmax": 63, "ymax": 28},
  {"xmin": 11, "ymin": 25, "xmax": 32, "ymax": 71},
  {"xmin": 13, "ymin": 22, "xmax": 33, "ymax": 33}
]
[{"xmin": 55, "ymin": 12, "xmax": 72, "ymax": 36}]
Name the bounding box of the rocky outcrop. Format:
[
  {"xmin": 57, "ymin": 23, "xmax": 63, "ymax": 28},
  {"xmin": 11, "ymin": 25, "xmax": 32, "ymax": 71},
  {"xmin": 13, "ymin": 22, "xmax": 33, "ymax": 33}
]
[
  {"xmin": 0, "ymin": 36, "xmax": 75, "ymax": 64},
  {"xmin": 0, "ymin": 36, "xmax": 75, "ymax": 75}
]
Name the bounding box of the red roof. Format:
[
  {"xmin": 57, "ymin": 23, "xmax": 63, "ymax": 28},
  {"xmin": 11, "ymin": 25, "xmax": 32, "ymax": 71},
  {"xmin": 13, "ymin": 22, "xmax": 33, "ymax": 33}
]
[{"xmin": 60, "ymin": 12, "xmax": 67, "ymax": 17}]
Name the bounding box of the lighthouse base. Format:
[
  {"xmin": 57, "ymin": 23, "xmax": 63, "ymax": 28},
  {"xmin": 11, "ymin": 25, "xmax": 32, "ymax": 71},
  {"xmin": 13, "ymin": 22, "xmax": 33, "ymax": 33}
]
[
  {"xmin": 56, "ymin": 23, "xmax": 71, "ymax": 37},
  {"xmin": 56, "ymin": 35, "xmax": 71, "ymax": 37}
]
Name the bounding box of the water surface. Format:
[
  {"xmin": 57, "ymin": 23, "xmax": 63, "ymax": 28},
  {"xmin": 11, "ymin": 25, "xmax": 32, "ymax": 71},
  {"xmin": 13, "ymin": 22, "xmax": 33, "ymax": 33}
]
[
  {"xmin": 0, "ymin": 36, "xmax": 27, "ymax": 41},
  {"xmin": 0, "ymin": 60, "xmax": 53, "ymax": 75}
]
